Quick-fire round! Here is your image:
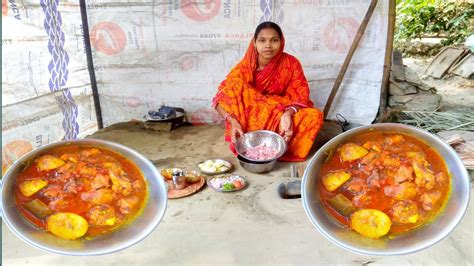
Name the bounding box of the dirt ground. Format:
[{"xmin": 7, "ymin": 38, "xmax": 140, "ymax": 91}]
[{"xmin": 403, "ymin": 57, "xmax": 474, "ymax": 110}]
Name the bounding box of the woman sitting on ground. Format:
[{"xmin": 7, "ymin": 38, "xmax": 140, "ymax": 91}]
[{"xmin": 213, "ymin": 21, "xmax": 323, "ymax": 162}]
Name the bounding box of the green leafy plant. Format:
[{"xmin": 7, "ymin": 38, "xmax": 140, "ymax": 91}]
[{"xmin": 395, "ymin": 0, "xmax": 473, "ymax": 48}]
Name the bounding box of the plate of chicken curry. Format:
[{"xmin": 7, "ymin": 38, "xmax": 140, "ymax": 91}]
[
  {"xmin": 14, "ymin": 146, "xmax": 148, "ymax": 239},
  {"xmin": 2, "ymin": 139, "xmax": 167, "ymax": 255},
  {"xmin": 301, "ymin": 123, "xmax": 470, "ymax": 255},
  {"xmin": 318, "ymin": 132, "xmax": 450, "ymax": 239}
]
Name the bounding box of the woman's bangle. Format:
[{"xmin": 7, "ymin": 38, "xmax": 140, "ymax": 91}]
[
  {"xmin": 285, "ymin": 106, "xmax": 298, "ymax": 115},
  {"xmin": 224, "ymin": 113, "xmax": 235, "ymax": 122}
]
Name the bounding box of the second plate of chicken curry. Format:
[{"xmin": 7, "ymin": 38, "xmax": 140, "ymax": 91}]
[{"xmin": 318, "ymin": 132, "xmax": 451, "ymax": 239}]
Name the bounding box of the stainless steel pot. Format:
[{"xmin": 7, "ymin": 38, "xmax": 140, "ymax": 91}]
[
  {"xmin": 237, "ymin": 155, "xmax": 277, "ymax": 173},
  {"xmin": 1, "ymin": 139, "xmax": 168, "ymax": 256},
  {"xmin": 301, "ymin": 123, "xmax": 470, "ymax": 255}
]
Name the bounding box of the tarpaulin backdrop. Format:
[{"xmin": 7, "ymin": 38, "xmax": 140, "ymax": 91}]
[{"xmin": 2, "ymin": 0, "xmax": 389, "ymax": 175}]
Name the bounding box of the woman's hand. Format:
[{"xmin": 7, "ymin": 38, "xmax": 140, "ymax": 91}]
[
  {"xmin": 279, "ymin": 109, "xmax": 294, "ymax": 142},
  {"xmin": 228, "ymin": 116, "xmax": 244, "ymax": 143}
]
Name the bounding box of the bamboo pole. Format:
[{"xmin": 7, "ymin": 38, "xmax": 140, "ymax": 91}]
[
  {"xmin": 323, "ymin": 0, "xmax": 379, "ymax": 120},
  {"xmin": 79, "ymin": 0, "xmax": 103, "ymax": 129},
  {"xmin": 376, "ymin": 0, "xmax": 396, "ymax": 122}
]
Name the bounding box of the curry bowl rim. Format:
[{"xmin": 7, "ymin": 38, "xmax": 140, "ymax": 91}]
[
  {"xmin": 1, "ymin": 138, "xmax": 168, "ymax": 256},
  {"xmin": 301, "ymin": 123, "xmax": 471, "ymax": 256}
]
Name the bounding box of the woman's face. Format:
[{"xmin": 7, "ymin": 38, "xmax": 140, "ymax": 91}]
[{"xmin": 254, "ymin": 28, "xmax": 281, "ymax": 61}]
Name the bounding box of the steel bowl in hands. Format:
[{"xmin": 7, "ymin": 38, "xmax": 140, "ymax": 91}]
[
  {"xmin": 235, "ymin": 130, "xmax": 287, "ymax": 162},
  {"xmin": 1, "ymin": 139, "xmax": 168, "ymax": 256},
  {"xmin": 301, "ymin": 123, "xmax": 470, "ymax": 255}
]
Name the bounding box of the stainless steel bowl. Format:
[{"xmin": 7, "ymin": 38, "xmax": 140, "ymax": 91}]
[
  {"xmin": 1, "ymin": 138, "xmax": 168, "ymax": 256},
  {"xmin": 238, "ymin": 155, "xmax": 276, "ymax": 173},
  {"xmin": 301, "ymin": 123, "xmax": 470, "ymax": 255},
  {"xmin": 236, "ymin": 130, "xmax": 287, "ymax": 162}
]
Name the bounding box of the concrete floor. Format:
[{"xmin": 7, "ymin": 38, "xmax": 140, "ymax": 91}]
[{"xmin": 2, "ymin": 123, "xmax": 473, "ymax": 265}]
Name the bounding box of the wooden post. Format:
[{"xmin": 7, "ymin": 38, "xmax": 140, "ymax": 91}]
[
  {"xmin": 323, "ymin": 0, "xmax": 379, "ymax": 120},
  {"xmin": 376, "ymin": 0, "xmax": 396, "ymax": 122}
]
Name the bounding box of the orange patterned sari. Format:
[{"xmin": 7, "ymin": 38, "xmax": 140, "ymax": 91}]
[{"xmin": 213, "ymin": 35, "xmax": 323, "ymax": 162}]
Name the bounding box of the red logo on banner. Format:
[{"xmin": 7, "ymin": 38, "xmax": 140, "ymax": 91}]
[
  {"xmin": 178, "ymin": 55, "xmax": 197, "ymax": 71},
  {"xmin": 322, "ymin": 17, "xmax": 359, "ymax": 54},
  {"xmin": 181, "ymin": 0, "xmax": 221, "ymax": 22},
  {"xmin": 2, "ymin": 0, "xmax": 8, "ymax": 16},
  {"xmin": 124, "ymin": 97, "xmax": 141, "ymax": 108},
  {"xmin": 90, "ymin": 22, "xmax": 127, "ymax": 55},
  {"xmin": 2, "ymin": 140, "xmax": 33, "ymax": 176}
]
